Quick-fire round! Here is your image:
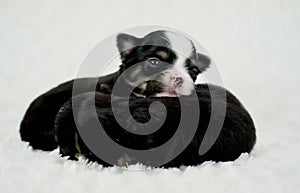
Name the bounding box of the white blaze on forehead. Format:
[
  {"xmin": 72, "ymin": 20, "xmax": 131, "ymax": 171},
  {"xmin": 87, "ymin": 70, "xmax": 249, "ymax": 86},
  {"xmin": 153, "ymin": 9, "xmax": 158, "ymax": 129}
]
[
  {"xmin": 165, "ymin": 31, "xmax": 194, "ymax": 78},
  {"xmin": 165, "ymin": 31, "xmax": 195, "ymax": 61},
  {"xmin": 162, "ymin": 32, "xmax": 195, "ymax": 95}
]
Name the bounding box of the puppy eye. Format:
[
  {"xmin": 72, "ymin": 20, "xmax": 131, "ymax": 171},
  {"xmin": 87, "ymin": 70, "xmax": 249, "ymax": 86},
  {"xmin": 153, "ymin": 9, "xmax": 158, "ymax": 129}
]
[
  {"xmin": 191, "ymin": 68, "xmax": 199, "ymax": 75},
  {"xmin": 147, "ymin": 57, "xmax": 161, "ymax": 65}
]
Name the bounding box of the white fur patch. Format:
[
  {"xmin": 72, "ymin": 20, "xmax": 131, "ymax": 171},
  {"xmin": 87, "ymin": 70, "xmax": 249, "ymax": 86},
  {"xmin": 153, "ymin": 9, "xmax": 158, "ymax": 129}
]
[
  {"xmin": 159, "ymin": 66, "xmax": 194, "ymax": 96},
  {"xmin": 162, "ymin": 32, "xmax": 195, "ymax": 96}
]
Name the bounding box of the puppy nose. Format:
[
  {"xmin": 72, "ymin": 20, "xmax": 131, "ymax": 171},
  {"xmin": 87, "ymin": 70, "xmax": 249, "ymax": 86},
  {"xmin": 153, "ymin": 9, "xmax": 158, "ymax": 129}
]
[
  {"xmin": 173, "ymin": 76, "xmax": 184, "ymax": 87},
  {"xmin": 176, "ymin": 77, "xmax": 183, "ymax": 83}
]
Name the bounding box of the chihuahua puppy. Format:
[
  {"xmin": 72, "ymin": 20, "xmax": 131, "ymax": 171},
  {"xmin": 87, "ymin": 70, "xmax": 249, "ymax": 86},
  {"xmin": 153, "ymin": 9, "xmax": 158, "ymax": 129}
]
[{"xmin": 20, "ymin": 30, "xmax": 256, "ymax": 168}]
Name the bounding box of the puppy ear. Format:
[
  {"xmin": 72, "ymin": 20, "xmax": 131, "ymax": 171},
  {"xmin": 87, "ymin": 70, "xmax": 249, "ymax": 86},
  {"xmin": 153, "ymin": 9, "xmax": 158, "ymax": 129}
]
[
  {"xmin": 196, "ymin": 53, "xmax": 211, "ymax": 72},
  {"xmin": 117, "ymin": 33, "xmax": 139, "ymax": 60}
]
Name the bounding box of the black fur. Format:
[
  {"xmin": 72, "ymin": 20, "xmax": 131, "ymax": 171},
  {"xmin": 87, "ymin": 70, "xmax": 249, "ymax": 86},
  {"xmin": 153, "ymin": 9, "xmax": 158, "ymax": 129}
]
[
  {"xmin": 54, "ymin": 84, "xmax": 256, "ymax": 168},
  {"xmin": 20, "ymin": 73, "xmax": 119, "ymax": 150}
]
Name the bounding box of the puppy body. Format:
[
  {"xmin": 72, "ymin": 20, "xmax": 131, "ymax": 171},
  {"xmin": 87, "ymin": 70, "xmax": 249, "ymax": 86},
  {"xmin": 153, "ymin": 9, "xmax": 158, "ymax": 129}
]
[
  {"xmin": 20, "ymin": 30, "xmax": 256, "ymax": 167},
  {"xmin": 20, "ymin": 73, "xmax": 119, "ymax": 150},
  {"xmin": 54, "ymin": 84, "xmax": 256, "ymax": 167}
]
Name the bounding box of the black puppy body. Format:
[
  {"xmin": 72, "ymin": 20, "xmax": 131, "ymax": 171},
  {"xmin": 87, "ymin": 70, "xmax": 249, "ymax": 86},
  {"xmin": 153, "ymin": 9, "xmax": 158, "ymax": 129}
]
[
  {"xmin": 20, "ymin": 30, "xmax": 256, "ymax": 167},
  {"xmin": 54, "ymin": 84, "xmax": 256, "ymax": 168},
  {"xmin": 20, "ymin": 73, "xmax": 119, "ymax": 150}
]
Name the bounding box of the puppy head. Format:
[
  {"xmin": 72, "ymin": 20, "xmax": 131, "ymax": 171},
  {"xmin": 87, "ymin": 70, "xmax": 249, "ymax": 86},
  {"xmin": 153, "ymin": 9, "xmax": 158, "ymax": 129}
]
[{"xmin": 116, "ymin": 30, "xmax": 210, "ymax": 97}]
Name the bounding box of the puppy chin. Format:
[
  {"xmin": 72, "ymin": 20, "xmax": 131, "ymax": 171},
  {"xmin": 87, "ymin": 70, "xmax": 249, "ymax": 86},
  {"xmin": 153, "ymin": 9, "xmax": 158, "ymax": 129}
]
[{"xmin": 155, "ymin": 82, "xmax": 194, "ymax": 97}]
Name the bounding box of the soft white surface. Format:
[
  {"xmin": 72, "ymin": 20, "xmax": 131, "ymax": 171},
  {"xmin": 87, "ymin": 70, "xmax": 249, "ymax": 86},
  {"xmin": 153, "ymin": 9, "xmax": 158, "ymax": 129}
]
[{"xmin": 1, "ymin": 0, "xmax": 300, "ymax": 193}]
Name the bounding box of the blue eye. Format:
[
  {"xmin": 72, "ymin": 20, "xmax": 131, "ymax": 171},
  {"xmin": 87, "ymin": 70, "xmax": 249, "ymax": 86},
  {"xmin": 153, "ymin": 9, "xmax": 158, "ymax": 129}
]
[{"xmin": 148, "ymin": 57, "xmax": 161, "ymax": 65}]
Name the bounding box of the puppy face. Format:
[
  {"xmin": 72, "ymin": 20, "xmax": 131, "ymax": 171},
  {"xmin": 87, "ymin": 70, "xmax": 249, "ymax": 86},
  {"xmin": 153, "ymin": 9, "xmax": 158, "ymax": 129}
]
[{"xmin": 116, "ymin": 30, "xmax": 210, "ymax": 97}]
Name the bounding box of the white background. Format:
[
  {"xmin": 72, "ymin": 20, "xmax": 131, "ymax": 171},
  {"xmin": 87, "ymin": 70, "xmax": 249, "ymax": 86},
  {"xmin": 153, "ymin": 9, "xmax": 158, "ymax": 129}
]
[{"xmin": 0, "ymin": 0, "xmax": 299, "ymax": 193}]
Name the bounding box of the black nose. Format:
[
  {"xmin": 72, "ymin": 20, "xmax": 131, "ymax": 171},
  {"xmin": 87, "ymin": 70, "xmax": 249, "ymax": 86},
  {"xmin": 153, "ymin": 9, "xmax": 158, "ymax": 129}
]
[{"xmin": 175, "ymin": 77, "xmax": 184, "ymax": 86}]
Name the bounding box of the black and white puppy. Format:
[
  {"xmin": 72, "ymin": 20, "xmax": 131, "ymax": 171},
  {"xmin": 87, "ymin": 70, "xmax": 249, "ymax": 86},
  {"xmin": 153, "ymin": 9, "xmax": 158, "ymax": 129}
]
[
  {"xmin": 20, "ymin": 30, "xmax": 256, "ymax": 168},
  {"xmin": 20, "ymin": 30, "xmax": 210, "ymax": 150}
]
